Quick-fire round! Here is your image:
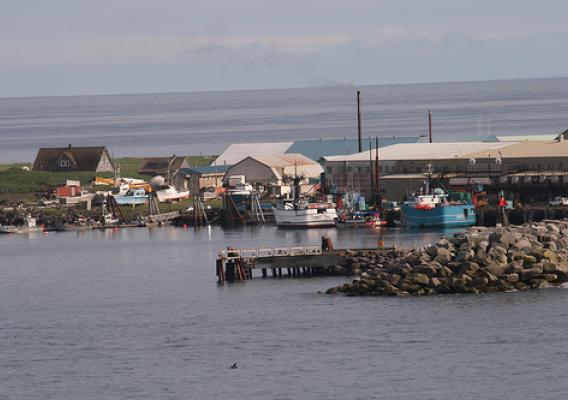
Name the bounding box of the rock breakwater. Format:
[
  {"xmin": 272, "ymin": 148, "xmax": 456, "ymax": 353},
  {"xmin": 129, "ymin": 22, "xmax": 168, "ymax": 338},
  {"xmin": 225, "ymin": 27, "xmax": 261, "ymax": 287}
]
[{"xmin": 326, "ymin": 221, "xmax": 568, "ymax": 296}]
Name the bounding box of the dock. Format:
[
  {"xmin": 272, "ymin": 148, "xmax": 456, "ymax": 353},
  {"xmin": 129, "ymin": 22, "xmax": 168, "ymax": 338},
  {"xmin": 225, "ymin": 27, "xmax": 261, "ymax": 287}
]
[{"xmin": 215, "ymin": 240, "xmax": 390, "ymax": 283}]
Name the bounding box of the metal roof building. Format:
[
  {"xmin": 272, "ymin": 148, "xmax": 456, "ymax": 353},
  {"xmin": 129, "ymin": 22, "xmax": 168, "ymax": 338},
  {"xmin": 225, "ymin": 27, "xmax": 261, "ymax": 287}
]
[
  {"xmin": 285, "ymin": 136, "xmax": 422, "ymax": 161},
  {"xmin": 211, "ymin": 142, "xmax": 293, "ymax": 166},
  {"xmin": 496, "ymin": 134, "xmax": 559, "ymax": 142},
  {"xmin": 465, "ymin": 140, "xmax": 568, "ymax": 159},
  {"xmin": 223, "ymin": 153, "xmax": 323, "ymax": 186},
  {"xmin": 322, "ymin": 142, "xmax": 514, "ymax": 162}
]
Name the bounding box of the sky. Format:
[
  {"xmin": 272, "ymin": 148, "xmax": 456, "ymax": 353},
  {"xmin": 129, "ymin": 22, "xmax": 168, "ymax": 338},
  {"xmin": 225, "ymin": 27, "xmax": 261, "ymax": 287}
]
[{"xmin": 1, "ymin": 0, "xmax": 568, "ymax": 97}]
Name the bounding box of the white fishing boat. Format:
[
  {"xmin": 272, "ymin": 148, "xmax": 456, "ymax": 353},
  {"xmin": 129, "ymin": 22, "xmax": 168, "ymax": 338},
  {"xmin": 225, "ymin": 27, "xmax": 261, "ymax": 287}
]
[
  {"xmin": 155, "ymin": 185, "xmax": 190, "ymax": 202},
  {"xmin": 0, "ymin": 214, "xmax": 43, "ymax": 234},
  {"xmin": 274, "ymin": 200, "xmax": 337, "ymax": 228},
  {"xmin": 273, "ymin": 176, "xmax": 337, "ymax": 228}
]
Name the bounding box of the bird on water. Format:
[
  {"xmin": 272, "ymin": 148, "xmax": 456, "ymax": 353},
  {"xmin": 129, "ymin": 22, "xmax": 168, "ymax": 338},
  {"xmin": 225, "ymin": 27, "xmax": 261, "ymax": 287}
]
[{"xmin": 230, "ymin": 363, "xmax": 238, "ymax": 369}]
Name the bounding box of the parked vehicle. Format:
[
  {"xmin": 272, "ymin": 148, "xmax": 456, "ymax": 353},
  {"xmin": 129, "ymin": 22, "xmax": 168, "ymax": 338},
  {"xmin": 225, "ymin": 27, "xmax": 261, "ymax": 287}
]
[{"xmin": 549, "ymin": 196, "xmax": 568, "ymax": 206}]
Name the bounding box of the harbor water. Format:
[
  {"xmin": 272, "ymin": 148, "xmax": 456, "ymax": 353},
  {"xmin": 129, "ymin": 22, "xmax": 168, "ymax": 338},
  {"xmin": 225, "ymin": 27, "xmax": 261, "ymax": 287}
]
[{"xmin": 1, "ymin": 226, "xmax": 567, "ymax": 399}]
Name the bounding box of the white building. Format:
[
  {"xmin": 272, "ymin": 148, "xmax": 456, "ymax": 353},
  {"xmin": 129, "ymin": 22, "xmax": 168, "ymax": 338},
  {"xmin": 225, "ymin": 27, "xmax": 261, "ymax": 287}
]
[
  {"xmin": 223, "ymin": 153, "xmax": 323, "ymax": 188},
  {"xmin": 212, "ymin": 142, "xmax": 293, "ymax": 166}
]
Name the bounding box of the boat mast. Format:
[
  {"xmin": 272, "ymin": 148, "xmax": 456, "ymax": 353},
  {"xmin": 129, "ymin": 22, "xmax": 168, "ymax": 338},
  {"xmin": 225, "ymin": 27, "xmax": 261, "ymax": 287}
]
[{"xmin": 426, "ymin": 162, "xmax": 432, "ymax": 195}]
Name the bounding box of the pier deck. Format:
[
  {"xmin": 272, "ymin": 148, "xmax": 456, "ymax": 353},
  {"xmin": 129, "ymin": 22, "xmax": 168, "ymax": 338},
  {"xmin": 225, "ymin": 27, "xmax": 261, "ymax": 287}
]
[{"xmin": 215, "ymin": 244, "xmax": 390, "ymax": 283}]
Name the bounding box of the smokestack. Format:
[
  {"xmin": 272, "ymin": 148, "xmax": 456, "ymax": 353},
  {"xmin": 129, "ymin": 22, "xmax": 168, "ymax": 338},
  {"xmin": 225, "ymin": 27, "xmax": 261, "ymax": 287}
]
[
  {"xmin": 357, "ymin": 91, "xmax": 362, "ymax": 152},
  {"xmin": 428, "ymin": 110, "xmax": 433, "ymax": 143}
]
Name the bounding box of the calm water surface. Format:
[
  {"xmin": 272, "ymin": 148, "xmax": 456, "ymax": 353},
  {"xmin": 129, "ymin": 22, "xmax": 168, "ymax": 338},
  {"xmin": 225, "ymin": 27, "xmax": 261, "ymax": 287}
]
[
  {"xmin": 2, "ymin": 77, "xmax": 568, "ymax": 162},
  {"xmin": 1, "ymin": 226, "xmax": 567, "ymax": 399}
]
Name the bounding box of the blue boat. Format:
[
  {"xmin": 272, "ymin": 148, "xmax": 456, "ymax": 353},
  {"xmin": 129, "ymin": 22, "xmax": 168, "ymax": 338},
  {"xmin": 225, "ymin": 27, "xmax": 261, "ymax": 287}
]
[{"xmin": 401, "ymin": 189, "xmax": 476, "ymax": 228}]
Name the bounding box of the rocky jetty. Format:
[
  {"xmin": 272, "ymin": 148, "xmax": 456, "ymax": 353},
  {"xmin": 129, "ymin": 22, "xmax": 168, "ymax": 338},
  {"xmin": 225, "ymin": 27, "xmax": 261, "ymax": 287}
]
[{"xmin": 326, "ymin": 221, "xmax": 568, "ymax": 296}]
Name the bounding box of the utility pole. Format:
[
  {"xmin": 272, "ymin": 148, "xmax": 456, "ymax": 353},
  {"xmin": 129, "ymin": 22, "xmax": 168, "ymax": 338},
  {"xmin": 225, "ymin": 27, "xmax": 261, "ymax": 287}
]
[
  {"xmin": 357, "ymin": 91, "xmax": 362, "ymax": 152},
  {"xmin": 428, "ymin": 110, "xmax": 433, "ymax": 143},
  {"xmin": 375, "ymin": 137, "xmax": 380, "ymax": 205}
]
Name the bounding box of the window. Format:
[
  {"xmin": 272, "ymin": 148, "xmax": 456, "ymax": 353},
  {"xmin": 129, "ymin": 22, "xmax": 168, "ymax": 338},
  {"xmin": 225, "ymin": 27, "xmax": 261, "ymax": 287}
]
[{"xmin": 60, "ymin": 160, "xmax": 70, "ymax": 168}]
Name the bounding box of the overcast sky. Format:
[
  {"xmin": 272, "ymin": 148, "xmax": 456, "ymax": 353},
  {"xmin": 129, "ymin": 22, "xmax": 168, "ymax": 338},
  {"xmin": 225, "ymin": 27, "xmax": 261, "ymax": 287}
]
[{"xmin": 2, "ymin": 0, "xmax": 568, "ymax": 97}]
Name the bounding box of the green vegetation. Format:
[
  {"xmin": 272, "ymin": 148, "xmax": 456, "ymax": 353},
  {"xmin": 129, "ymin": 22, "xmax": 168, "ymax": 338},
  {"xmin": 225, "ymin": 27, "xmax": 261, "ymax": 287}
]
[
  {"xmin": 0, "ymin": 168, "xmax": 112, "ymax": 195},
  {"xmin": 187, "ymin": 155, "xmax": 216, "ymax": 167},
  {"xmin": 0, "ymin": 163, "xmax": 31, "ymax": 172},
  {"xmin": 0, "ymin": 156, "xmax": 217, "ymax": 200}
]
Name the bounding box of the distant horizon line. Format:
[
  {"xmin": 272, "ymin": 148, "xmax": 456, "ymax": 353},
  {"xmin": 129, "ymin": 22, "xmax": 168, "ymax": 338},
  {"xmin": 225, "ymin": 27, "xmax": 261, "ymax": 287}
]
[{"xmin": 1, "ymin": 74, "xmax": 567, "ymax": 101}]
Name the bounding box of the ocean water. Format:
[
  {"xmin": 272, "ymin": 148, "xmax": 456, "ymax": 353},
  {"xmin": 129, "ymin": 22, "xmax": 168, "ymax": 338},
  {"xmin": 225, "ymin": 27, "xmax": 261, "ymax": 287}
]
[
  {"xmin": 1, "ymin": 77, "xmax": 568, "ymax": 163},
  {"xmin": 1, "ymin": 226, "xmax": 568, "ymax": 399}
]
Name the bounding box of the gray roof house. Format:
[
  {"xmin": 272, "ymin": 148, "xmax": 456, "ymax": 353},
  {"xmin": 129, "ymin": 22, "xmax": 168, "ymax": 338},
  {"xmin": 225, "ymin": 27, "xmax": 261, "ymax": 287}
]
[{"xmin": 32, "ymin": 145, "xmax": 114, "ymax": 172}]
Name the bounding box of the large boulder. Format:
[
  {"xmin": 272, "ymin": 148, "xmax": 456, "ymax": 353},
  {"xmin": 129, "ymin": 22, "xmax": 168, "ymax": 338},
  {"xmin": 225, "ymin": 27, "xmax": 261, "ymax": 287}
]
[
  {"xmin": 485, "ymin": 263, "xmax": 509, "ymax": 277},
  {"xmin": 425, "ymin": 245, "xmax": 439, "ymax": 258},
  {"xmin": 434, "ymin": 247, "xmax": 452, "ymax": 265},
  {"xmin": 476, "ymin": 269, "xmax": 499, "ymax": 284},
  {"xmin": 414, "ymin": 263, "xmax": 439, "ymax": 277},
  {"xmin": 513, "ymin": 239, "xmax": 532, "ymax": 251},
  {"xmin": 438, "ymin": 266, "xmax": 454, "ymax": 277},
  {"xmin": 458, "ymin": 262, "xmax": 480, "ymax": 277},
  {"xmin": 520, "ymin": 267, "xmax": 544, "ymax": 281},
  {"xmin": 429, "ymin": 277, "xmax": 443, "ymax": 288},
  {"xmin": 409, "ymin": 273, "xmax": 430, "ymax": 286},
  {"xmin": 503, "ymin": 273, "xmax": 520, "ymax": 283}
]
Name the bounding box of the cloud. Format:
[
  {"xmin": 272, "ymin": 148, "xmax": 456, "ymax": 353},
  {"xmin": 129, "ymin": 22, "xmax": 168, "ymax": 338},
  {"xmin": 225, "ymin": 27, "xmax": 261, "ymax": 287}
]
[
  {"xmin": 0, "ymin": 33, "xmax": 352, "ymax": 67},
  {"xmin": 1, "ymin": 27, "xmax": 568, "ymax": 96}
]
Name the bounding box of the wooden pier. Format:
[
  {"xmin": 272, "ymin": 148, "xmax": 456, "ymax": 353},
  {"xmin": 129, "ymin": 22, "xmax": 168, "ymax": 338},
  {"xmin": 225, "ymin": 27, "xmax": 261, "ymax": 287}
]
[
  {"xmin": 215, "ymin": 240, "xmax": 391, "ymax": 283},
  {"xmin": 216, "ymin": 245, "xmax": 347, "ymax": 283}
]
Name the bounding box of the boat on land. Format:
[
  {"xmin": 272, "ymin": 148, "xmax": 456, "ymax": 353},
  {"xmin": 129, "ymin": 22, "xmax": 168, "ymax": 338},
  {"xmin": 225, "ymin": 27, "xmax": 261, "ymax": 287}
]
[
  {"xmin": 0, "ymin": 214, "xmax": 44, "ymax": 234},
  {"xmin": 114, "ymin": 188, "xmax": 149, "ymax": 206},
  {"xmin": 155, "ymin": 185, "xmax": 190, "ymax": 202},
  {"xmin": 401, "ymin": 188, "xmax": 476, "ymax": 228}
]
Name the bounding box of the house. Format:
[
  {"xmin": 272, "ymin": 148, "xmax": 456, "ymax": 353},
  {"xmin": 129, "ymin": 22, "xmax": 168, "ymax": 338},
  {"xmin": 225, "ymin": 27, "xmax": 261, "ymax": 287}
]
[
  {"xmin": 32, "ymin": 145, "xmax": 114, "ymax": 172},
  {"xmin": 222, "ymin": 153, "xmax": 323, "ymax": 188},
  {"xmin": 173, "ymin": 165, "xmax": 230, "ymax": 195},
  {"xmin": 137, "ymin": 155, "xmax": 190, "ymax": 179}
]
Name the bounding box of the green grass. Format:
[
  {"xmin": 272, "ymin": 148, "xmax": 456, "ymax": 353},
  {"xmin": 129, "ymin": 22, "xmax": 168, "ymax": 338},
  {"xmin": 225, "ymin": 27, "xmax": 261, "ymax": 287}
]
[
  {"xmin": 0, "ymin": 156, "xmax": 217, "ymax": 200},
  {"xmin": 0, "ymin": 163, "xmax": 31, "ymax": 172},
  {"xmin": 0, "ymin": 168, "xmax": 112, "ymax": 195}
]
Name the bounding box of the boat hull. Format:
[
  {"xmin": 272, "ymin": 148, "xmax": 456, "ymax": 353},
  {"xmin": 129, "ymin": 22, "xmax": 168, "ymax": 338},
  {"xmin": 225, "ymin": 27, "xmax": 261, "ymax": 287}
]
[
  {"xmin": 401, "ymin": 204, "xmax": 476, "ymax": 228},
  {"xmin": 156, "ymin": 190, "xmax": 189, "ymax": 203},
  {"xmin": 274, "ymin": 208, "xmax": 337, "ymax": 228},
  {"xmin": 114, "ymin": 195, "xmax": 148, "ymax": 205},
  {"xmin": 0, "ymin": 226, "xmax": 43, "ymax": 234},
  {"xmin": 55, "ymin": 224, "xmax": 93, "ymax": 232}
]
